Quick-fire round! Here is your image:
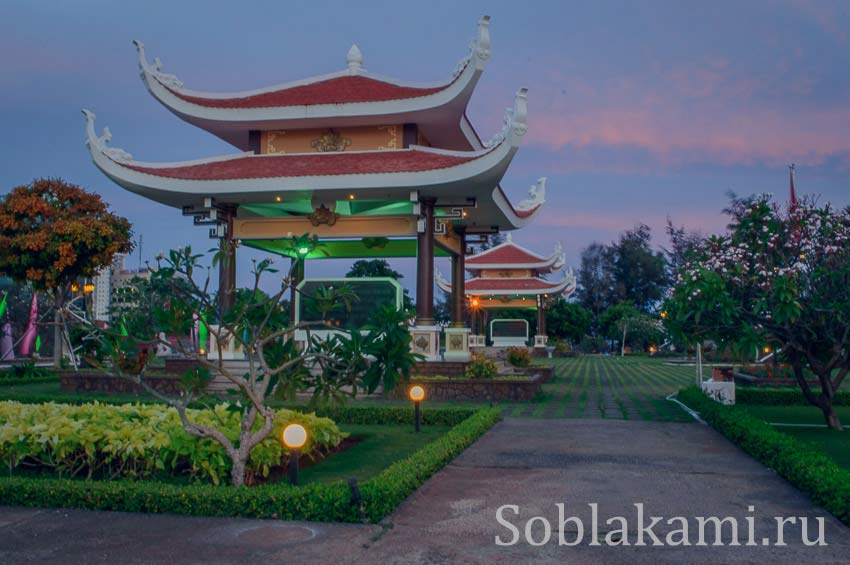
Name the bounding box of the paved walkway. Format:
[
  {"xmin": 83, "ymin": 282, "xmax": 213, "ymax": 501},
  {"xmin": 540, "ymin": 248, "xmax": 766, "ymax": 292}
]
[{"xmin": 2, "ymin": 418, "xmax": 848, "ymax": 564}]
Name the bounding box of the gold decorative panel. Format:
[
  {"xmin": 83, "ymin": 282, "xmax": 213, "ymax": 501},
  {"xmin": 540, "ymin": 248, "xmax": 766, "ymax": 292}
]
[
  {"xmin": 479, "ymin": 269, "xmax": 533, "ymax": 279},
  {"xmin": 261, "ymin": 125, "xmax": 402, "ymax": 154}
]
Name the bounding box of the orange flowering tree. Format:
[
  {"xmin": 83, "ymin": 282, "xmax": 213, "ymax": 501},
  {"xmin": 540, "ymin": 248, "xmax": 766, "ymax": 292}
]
[{"xmin": 0, "ymin": 178, "xmax": 132, "ymax": 362}]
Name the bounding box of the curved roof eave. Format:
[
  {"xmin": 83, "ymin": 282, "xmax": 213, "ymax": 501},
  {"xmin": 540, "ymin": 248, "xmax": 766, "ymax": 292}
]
[{"xmin": 133, "ymin": 16, "xmax": 492, "ymax": 150}]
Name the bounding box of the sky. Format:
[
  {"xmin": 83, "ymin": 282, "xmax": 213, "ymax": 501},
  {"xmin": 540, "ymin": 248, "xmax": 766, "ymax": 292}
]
[{"xmin": 2, "ymin": 0, "xmax": 849, "ymax": 293}]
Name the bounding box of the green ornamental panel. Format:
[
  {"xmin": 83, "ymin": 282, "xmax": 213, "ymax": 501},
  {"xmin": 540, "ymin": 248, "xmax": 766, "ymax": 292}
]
[{"xmin": 296, "ymin": 277, "xmax": 403, "ymax": 329}]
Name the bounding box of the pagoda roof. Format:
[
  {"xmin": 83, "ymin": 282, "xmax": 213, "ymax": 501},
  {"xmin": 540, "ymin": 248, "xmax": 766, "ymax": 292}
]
[
  {"xmin": 82, "ymin": 89, "xmax": 546, "ymax": 230},
  {"xmin": 133, "ymin": 16, "xmax": 493, "ymax": 151},
  {"xmin": 436, "ymin": 269, "xmax": 577, "ymax": 297},
  {"xmin": 465, "ymin": 231, "xmax": 565, "ymax": 273}
]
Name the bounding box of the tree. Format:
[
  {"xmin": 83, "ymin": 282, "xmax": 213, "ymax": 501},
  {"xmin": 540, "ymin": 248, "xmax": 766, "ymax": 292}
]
[
  {"xmin": 609, "ymin": 224, "xmax": 668, "ymax": 312},
  {"xmin": 576, "ymin": 242, "xmax": 615, "ymax": 319},
  {"xmin": 546, "ymin": 299, "xmax": 592, "ymax": 344},
  {"xmin": 346, "ymin": 259, "xmax": 403, "ymax": 279},
  {"xmin": 93, "ymin": 238, "xmax": 421, "ymax": 486},
  {"xmin": 0, "ymin": 178, "xmax": 132, "ymax": 364},
  {"xmin": 665, "ymin": 195, "xmax": 850, "ymax": 430},
  {"xmin": 664, "ymin": 218, "xmax": 703, "ymax": 282}
]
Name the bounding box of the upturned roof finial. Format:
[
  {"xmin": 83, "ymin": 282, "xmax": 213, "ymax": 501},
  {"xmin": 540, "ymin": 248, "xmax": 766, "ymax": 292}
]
[{"xmin": 347, "ymin": 44, "xmax": 363, "ymax": 73}]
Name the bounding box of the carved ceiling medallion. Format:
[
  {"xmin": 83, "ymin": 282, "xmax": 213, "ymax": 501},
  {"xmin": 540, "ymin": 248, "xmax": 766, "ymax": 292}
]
[
  {"xmin": 307, "ymin": 204, "xmax": 340, "ymax": 227},
  {"xmin": 311, "ymin": 129, "xmax": 352, "ymax": 152}
]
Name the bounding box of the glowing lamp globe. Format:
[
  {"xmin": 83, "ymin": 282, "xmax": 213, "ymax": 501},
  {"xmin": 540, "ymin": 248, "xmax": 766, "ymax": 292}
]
[
  {"xmin": 298, "ymin": 247, "xmax": 310, "ymax": 256},
  {"xmin": 409, "ymin": 385, "xmax": 425, "ymax": 402},
  {"xmin": 282, "ymin": 423, "xmax": 307, "ymax": 449}
]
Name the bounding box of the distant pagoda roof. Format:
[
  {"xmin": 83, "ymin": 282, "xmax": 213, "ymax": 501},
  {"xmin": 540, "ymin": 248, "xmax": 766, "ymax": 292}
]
[
  {"xmin": 133, "ymin": 16, "xmax": 493, "ymax": 151},
  {"xmin": 465, "ymin": 231, "xmax": 564, "ymax": 273},
  {"xmin": 436, "ymin": 270, "xmax": 577, "ymax": 297}
]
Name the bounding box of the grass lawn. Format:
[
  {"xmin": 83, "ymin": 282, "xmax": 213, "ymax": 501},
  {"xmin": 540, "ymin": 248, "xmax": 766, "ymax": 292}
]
[
  {"xmin": 739, "ymin": 404, "xmax": 850, "ymax": 469},
  {"xmin": 505, "ymin": 356, "xmax": 696, "ymax": 421},
  {"xmin": 299, "ymin": 423, "xmax": 452, "ymax": 485}
]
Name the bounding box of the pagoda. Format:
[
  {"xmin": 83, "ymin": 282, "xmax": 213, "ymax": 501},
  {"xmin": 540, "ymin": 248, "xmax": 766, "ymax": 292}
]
[
  {"xmin": 437, "ymin": 230, "xmax": 576, "ymax": 352},
  {"xmin": 83, "ymin": 16, "xmax": 549, "ymax": 361}
]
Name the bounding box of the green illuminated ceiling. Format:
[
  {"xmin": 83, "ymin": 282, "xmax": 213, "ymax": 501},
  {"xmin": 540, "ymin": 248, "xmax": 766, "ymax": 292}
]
[
  {"xmin": 244, "ymin": 238, "xmax": 450, "ymax": 259},
  {"xmin": 242, "ymin": 199, "xmax": 416, "ymax": 218}
]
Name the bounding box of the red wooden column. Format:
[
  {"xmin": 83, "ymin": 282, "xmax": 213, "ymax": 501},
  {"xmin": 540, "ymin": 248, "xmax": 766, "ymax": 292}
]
[
  {"xmin": 218, "ymin": 204, "xmax": 238, "ymax": 315},
  {"xmin": 451, "ymin": 230, "xmax": 466, "ymax": 327}
]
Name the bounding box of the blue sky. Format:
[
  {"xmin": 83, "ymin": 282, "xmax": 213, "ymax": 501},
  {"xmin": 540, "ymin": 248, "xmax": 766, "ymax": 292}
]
[{"xmin": 2, "ymin": 0, "xmax": 849, "ymax": 292}]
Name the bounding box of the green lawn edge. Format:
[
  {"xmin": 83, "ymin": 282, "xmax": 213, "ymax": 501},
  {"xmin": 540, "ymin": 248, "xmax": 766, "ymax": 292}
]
[
  {"xmin": 677, "ymin": 387, "xmax": 850, "ymax": 527},
  {"xmin": 0, "ymin": 404, "xmax": 501, "ymax": 523}
]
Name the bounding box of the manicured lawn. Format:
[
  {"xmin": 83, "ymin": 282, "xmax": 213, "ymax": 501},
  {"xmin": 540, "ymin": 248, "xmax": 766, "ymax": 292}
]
[
  {"xmin": 739, "ymin": 404, "xmax": 850, "ymax": 469},
  {"xmin": 299, "ymin": 423, "xmax": 452, "ymax": 485},
  {"xmin": 505, "ymin": 356, "xmax": 696, "ymax": 422}
]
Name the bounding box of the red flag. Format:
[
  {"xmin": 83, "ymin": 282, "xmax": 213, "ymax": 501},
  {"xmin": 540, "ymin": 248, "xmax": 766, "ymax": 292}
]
[{"xmin": 789, "ymin": 164, "xmax": 798, "ymax": 211}]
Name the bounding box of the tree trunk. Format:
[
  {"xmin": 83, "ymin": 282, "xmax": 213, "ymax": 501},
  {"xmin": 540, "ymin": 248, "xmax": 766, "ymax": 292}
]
[
  {"xmin": 230, "ymin": 453, "xmax": 248, "ymax": 487},
  {"xmin": 822, "ymin": 403, "xmax": 843, "ymax": 431}
]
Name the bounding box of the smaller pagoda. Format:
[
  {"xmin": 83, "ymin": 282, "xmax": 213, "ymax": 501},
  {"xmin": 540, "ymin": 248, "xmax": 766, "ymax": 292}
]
[{"xmin": 438, "ymin": 231, "xmax": 576, "ymax": 351}]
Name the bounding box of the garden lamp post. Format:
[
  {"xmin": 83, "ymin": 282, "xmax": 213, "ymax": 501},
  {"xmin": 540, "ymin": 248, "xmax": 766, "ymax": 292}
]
[
  {"xmin": 409, "ymin": 385, "xmax": 425, "ymax": 432},
  {"xmin": 282, "ymin": 423, "xmax": 307, "ymax": 485}
]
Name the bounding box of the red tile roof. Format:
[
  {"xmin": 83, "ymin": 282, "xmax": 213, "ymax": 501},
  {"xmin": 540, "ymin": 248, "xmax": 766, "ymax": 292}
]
[
  {"xmin": 466, "ymin": 242, "xmax": 548, "ymax": 266},
  {"xmin": 465, "ymin": 278, "xmax": 565, "ymax": 292},
  {"xmin": 123, "ymin": 149, "xmax": 475, "ymax": 181},
  {"xmin": 164, "ymin": 75, "xmax": 448, "ymax": 109}
]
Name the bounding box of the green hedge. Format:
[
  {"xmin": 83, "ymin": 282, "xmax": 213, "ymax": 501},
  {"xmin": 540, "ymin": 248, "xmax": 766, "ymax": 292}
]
[
  {"xmin": 0, "ymin": 406, "xmax": 500, "ymax": 522},
  {"xmin": 0, "ymin": 375, "xmax": 60, "ymax": 387},
  {"xmin": 678, "ymin": 387, "xmax": 850, "ymax": 526},
  {"xmin": 736, "ymin": 386, "xmax": 850, "ymax": 406}
]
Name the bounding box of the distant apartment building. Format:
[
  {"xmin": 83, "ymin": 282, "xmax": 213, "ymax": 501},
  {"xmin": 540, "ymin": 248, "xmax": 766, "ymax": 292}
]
[{"xmin": 91, "ymin": 254, "xmax": 152, "ymax": 323}]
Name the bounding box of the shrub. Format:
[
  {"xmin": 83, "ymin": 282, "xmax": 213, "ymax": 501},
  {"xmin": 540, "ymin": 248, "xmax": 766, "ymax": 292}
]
[
  {"xmin": 677, "ymin": 387, "xmax": 850, "ymax": 526},
  {"xmin": 0, "ymin": 401, "xmax": 345, "ymax": 485},
  {"xmin": 0, "ymin": 362, "xmax": 50, "ymax": 380},
  {"xmin": 0, "ymin": 406, "xmax": 500, "ymax": 522},
  {"xmin": 506, "ymin": 347, "xmax": 531, "ymax": 368},
  {"xmin": 465, "ymin": 353, "xmax": 498, "ymax": 379}
]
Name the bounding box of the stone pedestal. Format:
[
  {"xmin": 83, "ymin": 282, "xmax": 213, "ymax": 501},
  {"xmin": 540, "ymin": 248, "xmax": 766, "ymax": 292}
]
[
  {"xmin": 702, "ymin": 379, "xmax": 736, "ymax": 405},
  {"xmin": 410, "ymin": 325, "xmax": 441, "ymax": 361},
  {"xmin": 470, "ymin": 334, "xmax": 486, "ymax": 348},
  {"xmin": 534, "ymin": 334, "xmax": 548, "ymax": 348},
  {"xmin": 206, "ymin": 324, "xmax": 245, "ymax": 361},
  {"xmin": 443, "ymin": 327, "xmax": 471, "ymax": 361}
]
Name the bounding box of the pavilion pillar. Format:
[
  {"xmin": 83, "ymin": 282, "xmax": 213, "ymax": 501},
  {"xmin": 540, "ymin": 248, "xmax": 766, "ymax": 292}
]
[
  {"xmin": 218, "ymin": 205, "xmax": 237, "ymax": 315},
  {"xmin": 444, "ymin": 229, "xmax": 470, "ymax": 361},
  {"xmin": 289, "ymin": 256, "xmax": 305, "ymax": 326},
  {"xmin": 451, "ymin": 231, "xmax": 466, "ymax": 327},
  {"xmin": 411, "ymin": 198, "xmax": 440, "ymax": 360},
  {"xmin": 534, "ymin": 294, "xmax": 548, "ymax": 351}
]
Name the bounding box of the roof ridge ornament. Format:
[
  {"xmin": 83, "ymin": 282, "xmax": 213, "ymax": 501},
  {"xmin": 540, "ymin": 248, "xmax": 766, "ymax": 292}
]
[
  {"xmin": 506, "ymin": 232, "xmax": 513, "ymax": 243},
  {"xmin": 82, "ymin": 109, "xmax": 134, "ymax": 163},
  {"xmin": 453, "ymin": 15, "xmax": 491, "ymax": 78},
  {"xmin": 133, "ymin": 40, "xmax": 184, "ymax": 89},
  {"xmin": 484, "ymin": 88, "xmax": 528, "ymax": 148},
  {"xmin": 517, "ymin": 177, "xmax": 546, "ymax": 212},
  {"xmin": 347, "ymin": 44, "xmax": 363, "ymax": 74}
]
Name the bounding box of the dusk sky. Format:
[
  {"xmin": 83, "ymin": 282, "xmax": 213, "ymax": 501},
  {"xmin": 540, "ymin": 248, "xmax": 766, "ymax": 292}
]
[{"xmin": 2, "ymin": 0, "xmax": 850, "ymax": 292}]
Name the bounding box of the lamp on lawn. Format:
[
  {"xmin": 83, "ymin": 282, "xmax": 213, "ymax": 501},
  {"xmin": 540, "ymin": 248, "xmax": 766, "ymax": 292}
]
[
  {"xmin": 282, "ymin": 423, "xmax": 307, "ymax": 485},
  {"xmin": 409, "ymin": 385, "xmax": 425, "ymax": 433}
]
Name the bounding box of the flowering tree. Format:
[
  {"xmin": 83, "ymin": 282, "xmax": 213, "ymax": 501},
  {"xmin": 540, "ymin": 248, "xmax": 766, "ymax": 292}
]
[
  {"xmin": 94, "ymin": 239, "xmax": 419, "ymax": 487},
  {"xmin": 665, "ymin": 194, "xmax": 850, "ymax": 429},
  {"xmin": 0, "ymin": 178, "xmax": 133, "ymax": 363}
]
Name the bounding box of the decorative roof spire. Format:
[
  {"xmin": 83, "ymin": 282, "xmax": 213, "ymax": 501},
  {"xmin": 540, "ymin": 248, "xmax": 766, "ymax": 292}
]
[
  {"xmin": 506, "ymin": 232, "xmax": 513, "ymax": 243},
  {"xmin": 347, "ymin": 44, "xmax": 363, "ymax": 74}
]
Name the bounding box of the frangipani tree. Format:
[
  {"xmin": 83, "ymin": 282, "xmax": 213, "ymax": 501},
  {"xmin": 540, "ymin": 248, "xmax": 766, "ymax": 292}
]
[
  {"xmin": 95, "ymin": 237, "xmax": 420, "ymax": 486},
  {"xmin": 665, "ymin": 194, "xmax": 850, "ymax": 430}
]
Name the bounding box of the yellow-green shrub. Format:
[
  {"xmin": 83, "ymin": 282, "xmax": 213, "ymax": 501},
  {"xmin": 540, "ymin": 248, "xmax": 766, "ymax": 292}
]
[{"xmin": 0, "ymin": 401, "xmax": 344, "ymax": 485}]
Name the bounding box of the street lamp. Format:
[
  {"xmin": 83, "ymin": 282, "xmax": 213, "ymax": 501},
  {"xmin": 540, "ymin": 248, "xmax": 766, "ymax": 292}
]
[
  {"xmin": 409, "ymin": 385, "xmax": 425, "ymax": 432},
  {"xmin": 282, "ymin": 423, "xmax": 307, "ymax": 485}
]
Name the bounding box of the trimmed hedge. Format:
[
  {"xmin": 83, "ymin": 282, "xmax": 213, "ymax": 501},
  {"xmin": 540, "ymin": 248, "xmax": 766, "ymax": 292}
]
[
  {"xmin": 678, "ymin": 387, "xmax": 850, "ymax": 526},
  {"xmin": 0, "ymin": 405, "xmax": 500, "ymax": 522},
  {"xmin": 736, "ymin": 386, "xmax": 850, "ymax": 406},
  {"xmin": 0, "ymin": 375, "xmax": 60, "ymax": 387}
]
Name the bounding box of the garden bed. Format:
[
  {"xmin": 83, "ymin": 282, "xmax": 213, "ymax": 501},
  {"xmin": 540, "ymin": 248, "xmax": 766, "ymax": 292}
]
[
  {"xmin": 0, "ymin": 402, "xmax": 500, "ymax": 522},
  {"xmin": 389, "ymin": 375, "xmax": 543, "ymax": 402}
]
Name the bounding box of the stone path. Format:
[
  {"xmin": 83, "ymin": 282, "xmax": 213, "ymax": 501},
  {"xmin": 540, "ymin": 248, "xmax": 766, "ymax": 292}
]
[{"xmin": 2, "ymin": 418, "xmax": 848, "ymax": 564}]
